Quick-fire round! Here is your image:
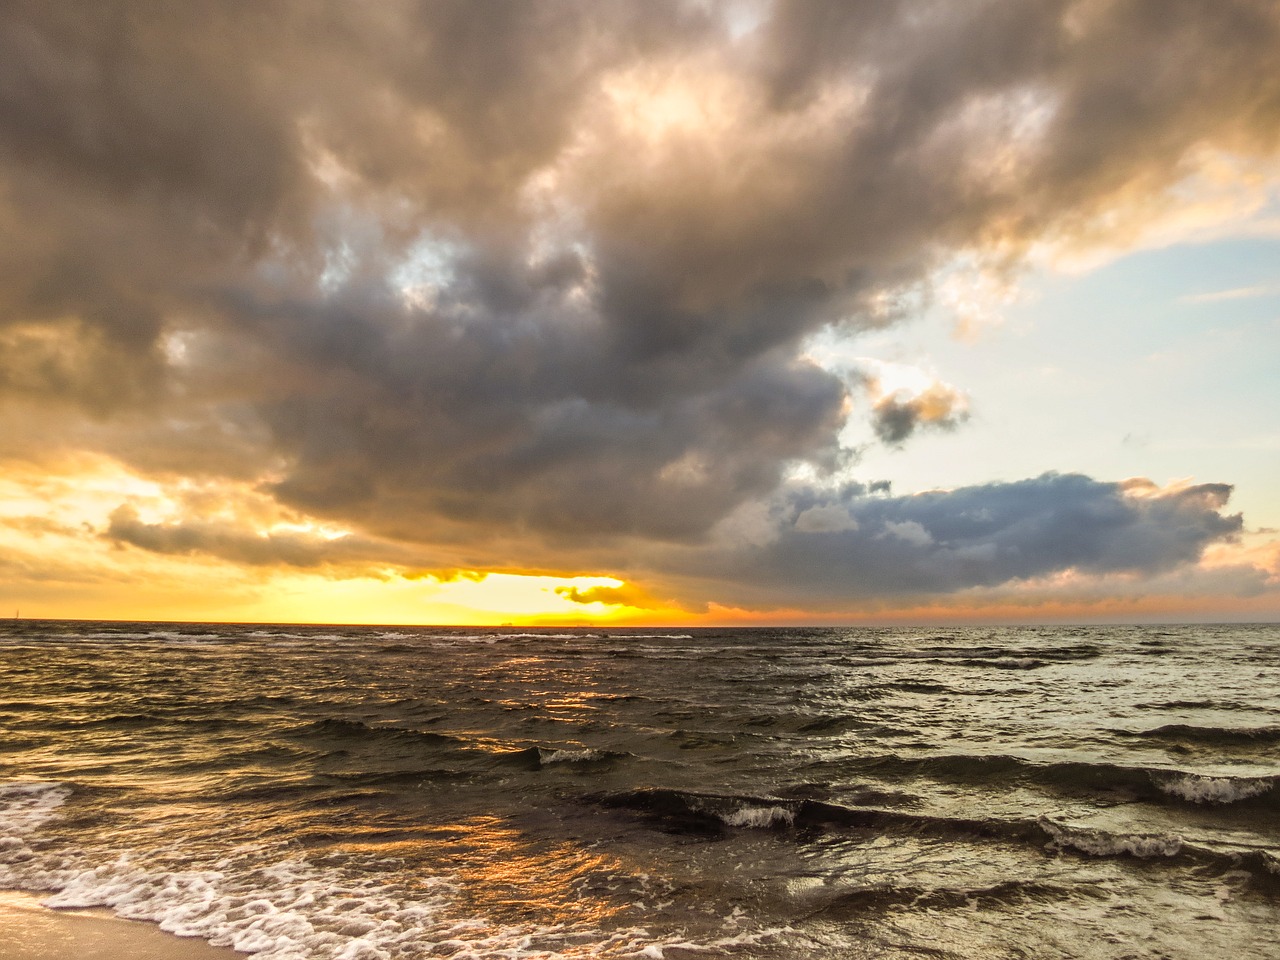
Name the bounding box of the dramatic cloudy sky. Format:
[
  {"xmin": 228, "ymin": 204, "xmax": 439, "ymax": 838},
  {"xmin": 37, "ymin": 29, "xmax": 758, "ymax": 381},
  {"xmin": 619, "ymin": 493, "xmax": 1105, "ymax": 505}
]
[{"xmin": 2, "ymin": 0, "xmax": 1278, "ymax": 624}]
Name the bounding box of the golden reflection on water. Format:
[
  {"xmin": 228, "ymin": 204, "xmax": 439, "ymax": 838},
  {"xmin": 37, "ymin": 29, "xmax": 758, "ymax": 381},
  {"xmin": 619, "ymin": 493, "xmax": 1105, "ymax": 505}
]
[
  {"xmin": 7, "ymin": 635, "xmax": 663, "ymax": 950},
  {"xmin": 394, "ymin": 815, "xmax": 627, "ymax": 928}
]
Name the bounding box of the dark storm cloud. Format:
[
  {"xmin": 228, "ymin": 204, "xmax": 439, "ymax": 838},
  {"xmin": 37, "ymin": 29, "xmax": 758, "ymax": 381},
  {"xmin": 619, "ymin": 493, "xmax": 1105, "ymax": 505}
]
[
  {"xmin": 2, "ymin": 1, "xmax": 1278, "ymax": 601},
  {"xmin": 216, "ymin": 274, "xmax": 848, "ymax": 543}
]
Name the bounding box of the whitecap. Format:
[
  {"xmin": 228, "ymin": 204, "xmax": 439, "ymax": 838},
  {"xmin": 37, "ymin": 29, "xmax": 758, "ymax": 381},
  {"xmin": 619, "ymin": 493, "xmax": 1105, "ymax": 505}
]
[
  {"xmin": 1157, "ymin": 774, "xmax": 1275, "ymax": 805},
  {"xmin": 539, "ymin": 747, "xmax": 604, "ymax": 764},
  {"xmin": 721, "ymin": 806, "xmax": 795, "ymax": 829},
  {"xmin": 1039, "ymin": 817, "xmax": 1183, "ymax": 858}
]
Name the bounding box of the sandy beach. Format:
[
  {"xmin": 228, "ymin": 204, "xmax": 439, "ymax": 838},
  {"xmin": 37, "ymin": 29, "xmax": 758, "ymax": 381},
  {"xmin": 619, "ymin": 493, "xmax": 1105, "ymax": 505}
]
[{"xmin": 0, "ymin": 891, "xmax": 239, "ymax": 960}]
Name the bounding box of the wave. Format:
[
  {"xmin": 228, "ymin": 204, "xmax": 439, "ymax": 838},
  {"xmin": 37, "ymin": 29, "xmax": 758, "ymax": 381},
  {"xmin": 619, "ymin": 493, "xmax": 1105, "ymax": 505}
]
[
  {"xmin": 1157, "ymin": 774, "xmax": 1277, "ymax": 805},
  {"xmin": 818, "ymin": 644, "xmax": 1102, "ymax": 672},
  {"xmin": 0, "ymin": 781, "xmax": 783, "ymax": 960},
  {"xmin": 291, "ymin": 717, "xmax": 469, "ymax": 750},
  {"xmin": 1133, "ymin": 700, "xmax": 1250, "ymax": 711},
  {"xmin": 959, "ymin": 656, "xmax": 1047, "ymax": 670},
  {"xmin": 25, "ymin": 848, "xmax": 778, "ymax": 960},
  {"xmin": 317, "ymin": 767, "xmax": 477, "ymax": 788},
  {"xmin": 1115, "ymin": 724, "xmax": 1280, "ymax": 748},
  {"xmin": 1036, "ymin": 818, "xmax": 1184, "ymax": 858},
  {"xmin": 287, "ymin": 719, "xmax": 536, "ymax": 778},
  {"xmin": 0, "ymin": 781, "xmax": 70, "ymax": 835},
  {"xmin": 722, "ymin": 805, "xmax": 797, "ymax": 828},
  {"xmin": 0, "ymin": 781, "xmax": 72, "ymax": 889},
  {"xmin": 923, "ymin": 642, "xmax": 1103, "ymax": 663},
  {"xmin": 537, "ymin": 747, "xmax": 631, "ymax": 768},
  {"xmin": 13, "ymin": 712, "xmax": 251, "ymax": 735},
  {"xmin": 588, "ymin": 788, "xmax": 1280, "ymax": 884},
  {"xmin": 430, "ymin": 632, "xmax": 601, "ymax": 644},
  {"xmin": 884, "ymin": 680, "xmax": 954, "ymax": 694},
  {"xmin": 805, "ymin": 878, "xmax": 1068, "ymax": 917},
  {"xmin": 795, "ymin": 714, "xmax": 875, "ymax": 735},
  {"xmin": 286, "ymin": 718, "xmax": 633, "ymax": 778},
  {"xmin": 667, "ymin": 729, "xmax": 740, "ymax": 750},
  {"xmin": 838, "ymin": 753, "xmax": 1280, "ymax": 809},
  {"xmin": 590, "ymin": 788, "xmax": 797, "ymax": 834}
]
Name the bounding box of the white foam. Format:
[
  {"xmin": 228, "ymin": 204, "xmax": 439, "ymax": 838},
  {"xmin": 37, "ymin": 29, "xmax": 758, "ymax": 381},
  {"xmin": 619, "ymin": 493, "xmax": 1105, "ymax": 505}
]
[
  {"xmin": 482, "ymin": 633, "xmax": 582, "ymax": 641},
  {"xmin": 0, "ymin": 781, "xmax": 71, "ymax": 884},
  {"xmin": 1, "ymin": 812, "xmax": 784, "ymax": 960},
  {"xmin": 539, "ymin": 748, "xmax": 605, "ymax": 764},
  {"xmin": 0, "ymin": 781, "xmax": 69, "ymax": 828},
  {"xmin": 603, "ymin": 635, "xmax": 694, "ymax": 640},
  {"xmin": 41, "ymin": 857, "xmax": 463, "ymax": 959},
  {"xmin": 1039, "ymin": 818, "xmax": 1183, "ymax": 858},
  {"xmin": 1158, "ymin": 774, "xmax": 1275, "ymax": 805},
  {"xmin": 721, "ymin": 805, "xmax": 795, "ymax": 829}
]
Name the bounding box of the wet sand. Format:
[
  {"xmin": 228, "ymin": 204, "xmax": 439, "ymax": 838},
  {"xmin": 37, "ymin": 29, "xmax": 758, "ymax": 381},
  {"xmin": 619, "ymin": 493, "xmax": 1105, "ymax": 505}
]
[{"xmin": 0, "ymin": 891, "xmax": 240, "ymax": 960}]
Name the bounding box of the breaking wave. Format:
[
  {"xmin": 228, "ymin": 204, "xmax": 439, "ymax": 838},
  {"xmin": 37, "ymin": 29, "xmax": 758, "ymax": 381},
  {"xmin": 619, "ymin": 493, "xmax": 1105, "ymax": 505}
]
[
  {"xmin": 589, "ymin": 788, "xmax": 1280, "ymax": 884},
  {"xmin": 825, "ymin": 753, "xmax": 1280, "ymax": 809},
  {"xmin": 0, "ymin": 783, "xmax": 783, "ymax": 960}
]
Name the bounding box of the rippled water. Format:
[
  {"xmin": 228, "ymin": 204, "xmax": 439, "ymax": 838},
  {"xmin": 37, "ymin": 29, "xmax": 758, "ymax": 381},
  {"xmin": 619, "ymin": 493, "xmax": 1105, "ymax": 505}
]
[{"xmin": 1, "ymin": 621, "xmax": 1277, "ymax": 958}]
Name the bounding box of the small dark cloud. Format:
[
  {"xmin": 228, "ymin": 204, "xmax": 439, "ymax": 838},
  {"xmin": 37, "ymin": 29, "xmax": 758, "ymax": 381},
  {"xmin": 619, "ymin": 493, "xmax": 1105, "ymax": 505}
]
[{"xmin": 871, "ymin": 381, "xmax": 969, "ymax": 445}]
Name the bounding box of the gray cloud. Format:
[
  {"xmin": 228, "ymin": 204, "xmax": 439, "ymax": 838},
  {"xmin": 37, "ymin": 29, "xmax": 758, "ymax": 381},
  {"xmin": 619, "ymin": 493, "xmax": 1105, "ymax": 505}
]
[
  {"xmin": 871, "ymin": 381, "xmax": 969, "ymax": 445},
  {"xmin": 1, "ymin": 2, "xmax": 1277, "ymax": 604},
  {"xmin": 103, "ymin": 503, "xmax": 418, "ymax": 573},
  {"xmin": 670, "ymin": 474, "xmax": 1245, "ymax": 608}
]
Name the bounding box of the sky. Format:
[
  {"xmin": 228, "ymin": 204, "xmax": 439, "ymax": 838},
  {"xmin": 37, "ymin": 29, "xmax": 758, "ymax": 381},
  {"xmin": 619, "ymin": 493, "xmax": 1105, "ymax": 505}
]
[{"xmin": 1, "ymin": 0, "xmax": 1278, "ymax": 625}]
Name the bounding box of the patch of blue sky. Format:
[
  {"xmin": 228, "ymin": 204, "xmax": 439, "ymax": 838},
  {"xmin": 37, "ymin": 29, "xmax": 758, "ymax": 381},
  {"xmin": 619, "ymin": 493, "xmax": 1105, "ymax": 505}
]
[{"xmin": 843, "ymin": 236, "xmax": 1280, "ymax": 529}]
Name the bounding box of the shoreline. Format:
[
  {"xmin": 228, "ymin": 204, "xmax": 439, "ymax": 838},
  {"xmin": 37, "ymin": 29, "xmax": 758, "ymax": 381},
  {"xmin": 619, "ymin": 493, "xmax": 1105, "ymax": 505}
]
[{"xmin": 0, "ymin": 890, "xmax": 241, "ymax": 960}]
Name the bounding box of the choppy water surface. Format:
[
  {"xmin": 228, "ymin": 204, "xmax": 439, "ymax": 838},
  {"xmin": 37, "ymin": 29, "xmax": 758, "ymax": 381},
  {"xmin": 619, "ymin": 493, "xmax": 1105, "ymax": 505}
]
[{"xmin": 1, "ymin": 622, "xmax": 1277, "ymax": 959}]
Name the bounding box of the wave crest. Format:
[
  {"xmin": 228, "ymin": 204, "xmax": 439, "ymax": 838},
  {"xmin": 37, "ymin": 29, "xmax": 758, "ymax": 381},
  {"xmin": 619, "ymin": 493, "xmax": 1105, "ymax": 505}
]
[
  {"xmin": 1037, "ymin": 818, "xmax": 1184, "ymax": 858},
  {"xmin": 1157, "ymin": 774, "xmax": 1277, "ymax": 805}
]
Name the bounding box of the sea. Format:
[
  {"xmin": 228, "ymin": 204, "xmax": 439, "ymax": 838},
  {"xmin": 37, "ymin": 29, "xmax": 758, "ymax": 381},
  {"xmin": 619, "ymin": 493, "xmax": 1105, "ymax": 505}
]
[{"xmin": 0, "ymin": 621, "xmax": 1277, "ymax": 959}]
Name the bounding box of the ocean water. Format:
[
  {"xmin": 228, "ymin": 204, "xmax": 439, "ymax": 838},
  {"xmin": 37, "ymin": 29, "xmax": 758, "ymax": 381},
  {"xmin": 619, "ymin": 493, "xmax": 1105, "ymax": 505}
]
[{"xmin": 1, "ymin": 621, "xmax": 1277, "ymax": 959}]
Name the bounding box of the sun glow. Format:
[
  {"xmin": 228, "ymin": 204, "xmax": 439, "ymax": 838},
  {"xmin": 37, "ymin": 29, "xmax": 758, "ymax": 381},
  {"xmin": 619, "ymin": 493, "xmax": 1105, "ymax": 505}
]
[
  {"xmin": 3, "ymin": 445, "xmax": 1275, "ymax": 626},
  {"xmin": 0, "ymin": 454, "xmax": 674, "ymax": 625},
  {"xmin": 213, "ymin": 570, "xmax": 658, "ymax": 627}
]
